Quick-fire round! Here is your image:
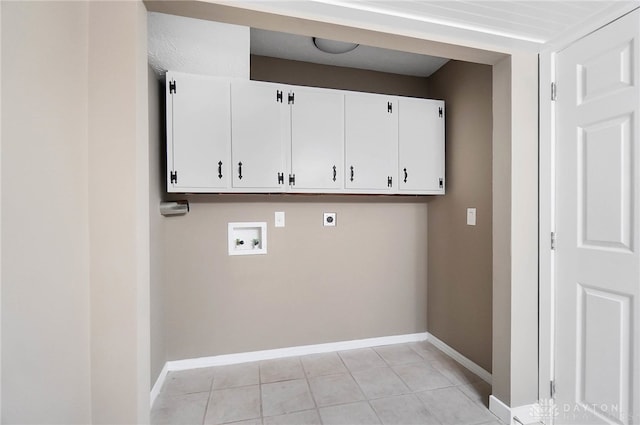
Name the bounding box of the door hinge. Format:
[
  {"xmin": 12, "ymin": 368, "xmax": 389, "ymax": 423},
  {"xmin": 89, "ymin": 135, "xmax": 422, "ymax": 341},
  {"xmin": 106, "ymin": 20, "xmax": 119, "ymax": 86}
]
[
  {"xmin": 550, "ymin": 380, "xmax": 556, "ymax": 398},
  {"xmin": 439, "ymin": 107, "xmax": 443, "ymax": 118},
  {"xmin": 551, "ymin": 82, "xmax": 557, "ymax": 101},
  {"xmin": 439, "ymin": 178, "xmax": 444, "ymax": 189},
  {"xmin": 551, "ymin": 232, "xmax": 556, "ymax": 250},
  {"xmin": 387, "ymin": 176, "xmax": 393, "ymax": 187},
  {"xmin": 169, "ymin": 80, "xmax": 176, "ymax": 94},
  {"xmin": 288, "ymin": 92, "xmax": 295, "ymax": 105},
  {"xmin": 277, "ymin": 172, "xmax": 284, "ymax": 185},
  {"xmin": 289, "ymin": 174, "xmax": 296, "ymax": 186},
  {"xmin": 276, "ymin": 90, "xmax": 283, "ymax": 103},
  {"xmin": 170, "ymin": 171, "xmax": 178, "ymax": 184},
  {"xmin": 387, "ymin": 102, "xmax": 393, "ymax": 113}
]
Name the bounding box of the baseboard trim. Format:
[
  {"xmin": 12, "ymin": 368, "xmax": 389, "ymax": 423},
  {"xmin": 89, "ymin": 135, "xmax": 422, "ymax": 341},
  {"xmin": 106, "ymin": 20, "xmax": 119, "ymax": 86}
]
[
  {"xmin": 150, "ymin": 332, "xmax": 428, "ymax": 407},
  {"xmin": 511, "ymin": 403, "xmax": 542, "ymax": 424},
  {"xmin": 150, "ymin": 361, "xmax": 169, "ymax": 408},
  {"xmin": 490, "ymin": 395, "xmax": 512, "ymax": 424},
  {"xmin": 426, "ymin": 332, "xmax": 492, "ymax": 384},
  {"xmin": 489, "ymin": 396, "xmax": 542, "ymax": 425}
]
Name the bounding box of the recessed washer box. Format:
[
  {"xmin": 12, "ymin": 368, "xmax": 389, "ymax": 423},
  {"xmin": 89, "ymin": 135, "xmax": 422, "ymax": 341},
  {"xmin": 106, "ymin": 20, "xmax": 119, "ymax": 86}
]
[{"xmin": 228, "ymin": 222, "xmax": 267, "ymax": 256}]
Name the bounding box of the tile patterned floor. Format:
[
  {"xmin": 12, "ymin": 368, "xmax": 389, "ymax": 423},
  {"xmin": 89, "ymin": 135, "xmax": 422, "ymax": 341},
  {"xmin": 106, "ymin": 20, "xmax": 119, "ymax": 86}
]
[{"xmin": 152, "ymin": 341, "xmax": 504, "ymax": 425}]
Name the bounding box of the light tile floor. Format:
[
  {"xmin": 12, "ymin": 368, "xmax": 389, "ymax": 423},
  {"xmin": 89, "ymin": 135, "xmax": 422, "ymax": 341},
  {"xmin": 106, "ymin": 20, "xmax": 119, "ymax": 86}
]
[{"xmin": 152, "ymin": 341, "xmax": 505, "ymax": 425}]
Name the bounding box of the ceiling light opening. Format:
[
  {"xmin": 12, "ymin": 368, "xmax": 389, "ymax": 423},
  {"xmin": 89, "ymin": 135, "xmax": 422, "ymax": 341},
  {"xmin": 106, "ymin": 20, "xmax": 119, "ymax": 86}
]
[{"xmin": 312, "ymin": 37, "xmax": 359, "ymax": 54}]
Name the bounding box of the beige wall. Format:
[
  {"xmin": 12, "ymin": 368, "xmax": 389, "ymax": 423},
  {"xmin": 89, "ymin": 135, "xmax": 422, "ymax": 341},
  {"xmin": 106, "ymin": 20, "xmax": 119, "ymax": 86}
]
[
  {"xmin": 88, "ymin": 2, "xmax": 150, "ymax": 423},
  {"xmin": 1, "ymin": 2, "xmax": 92, "ymax": 422},
  {"xmin": 427, "ymin": 61, "xmax": 493, "ymax": 373},
  {"xmin": 491, "ymin": 56, "xmax": 512, "ymax": 405},
  {"xmin": 155, "ymin": 31, "xmax": 432, "ymax": 365},
  {"xmin": 251, "ymin": 55, "xmax": 430, "ymax": 97},
  {"xmin": 163, "ymin": 198, "xmax": 428, "ymax": 360},
  {"xmin": 149, "ymin": 68, "xmax": 167, "ymax": 387}
]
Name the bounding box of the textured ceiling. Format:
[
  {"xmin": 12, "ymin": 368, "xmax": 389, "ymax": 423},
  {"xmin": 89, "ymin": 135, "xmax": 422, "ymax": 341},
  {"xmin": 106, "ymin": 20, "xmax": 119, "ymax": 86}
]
[
  {"xmin": 148, "ymin": 1, "xmax": 635, "ymax": 78},
  {"xmin": 251, "ymin": 29, "xmax": 449, "ymax": 77}
]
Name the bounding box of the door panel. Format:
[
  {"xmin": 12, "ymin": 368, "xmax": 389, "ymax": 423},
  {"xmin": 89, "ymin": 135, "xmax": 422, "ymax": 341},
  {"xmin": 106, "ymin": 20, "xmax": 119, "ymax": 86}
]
[
  {"xmin": 168, "ymin": 72, "xmax": 231, "ymax": 191},
  {"xmin": 291, "ymin": 87, "xmax": 343, "ymax": 190},
  {"xmin": 398, "ymin": 98, "xmax": 444, "ymax": 193},
  {"xmin": 231, "ymin": 81, "xmax": 288, "ymax": 190},
  {"xmin": 345, "ymin": 93, "xmax": 398, "ymax": 190},
  {"xmin": 555, "ymin": 8, "xmax": 639, "ymax": 425}
]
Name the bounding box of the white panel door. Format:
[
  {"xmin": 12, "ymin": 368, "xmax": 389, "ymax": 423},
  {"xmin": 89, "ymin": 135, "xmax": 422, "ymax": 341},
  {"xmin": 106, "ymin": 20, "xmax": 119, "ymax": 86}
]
[
  {"xmin": 231, "ymin": 81, "xmax": 289, "ymax": 190},
  {"xmin": 555, "ymin": 9, "xmax": 639, "ymax": 425},
  {"xmin": 345, "ymin": 92, "xmax": 398, "ymax": 191},
  {"xmin": 290, "ymin": 87, "xmax": 344, "ymax": 191},
  {"xmin": 398, "ymin": 98, "xmax": 445, "ymax": 193},
  {"xmin": 167, "ymin": 72, "xmax": 231, "ymax": 192}
]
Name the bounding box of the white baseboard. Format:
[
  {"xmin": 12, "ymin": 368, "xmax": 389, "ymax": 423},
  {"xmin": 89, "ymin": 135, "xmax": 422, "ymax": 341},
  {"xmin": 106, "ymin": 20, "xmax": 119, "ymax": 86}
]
[
  {"xmin": 150, "ymin": 332, "xmax": 428, "ymax": 407},
  {"xmin": 150, "ymin": 361, "xmax": 169, "ymax": 408},
  {"xmin": 511, "ymin": 403, "xmax": 542, "ymax": 424},
  {"xmin": 489, "ymin": 396, "xmax": 542, "ymax": 425},
  {"xmin": 490, "ymin": 395, "xmax": 512, "ymax": 424},
  {"xmin": 426, "ymin": 332, "xmax": 492, "ymax": 384}
]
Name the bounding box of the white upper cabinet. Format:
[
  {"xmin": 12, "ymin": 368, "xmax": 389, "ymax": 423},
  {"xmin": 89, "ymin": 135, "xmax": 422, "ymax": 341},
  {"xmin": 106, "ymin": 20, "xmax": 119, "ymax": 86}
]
[
  {"xmin": 290, "ymin": 87, "xmax": 344, "ymax": 191},
  {"xmin": 166, "ymin": 71, "xmax": 231, "ymax": 192},
  {"xmin": 398, "ymin": 98, "xmax": 445, "ymax": 194},
  {"xmin": 231, "ymin": 80, "xmax": 289, "ymax": 191},
  {"xmin": 345, "ymin": 92, "xmax": 398, "ymax": 191},
  {"xmin": 166, "ymin": 72, "xmax": 445, "ymax": 195}
]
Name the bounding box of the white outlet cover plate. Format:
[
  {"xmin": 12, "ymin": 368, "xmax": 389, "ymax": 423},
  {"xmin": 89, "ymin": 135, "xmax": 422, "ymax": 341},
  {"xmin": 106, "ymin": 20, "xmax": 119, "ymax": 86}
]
[
  {"xmin": 324, "ymin": 212, "xmax": 337, "ymax": 227},
  {"xmin": 275, "ymin": 211, "xmax": 285, "ymax": 228},
  {"xmin": 467, "ymin": 208, "xmax": 476, "ymax": 226}
]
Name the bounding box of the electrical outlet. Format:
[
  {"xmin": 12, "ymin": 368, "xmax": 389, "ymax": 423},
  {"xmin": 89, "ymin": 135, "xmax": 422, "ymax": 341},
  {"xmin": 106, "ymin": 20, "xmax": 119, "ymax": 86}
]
[{"xmin": 323, "ymin": 212, "xmax": 337, "ymax": 227}]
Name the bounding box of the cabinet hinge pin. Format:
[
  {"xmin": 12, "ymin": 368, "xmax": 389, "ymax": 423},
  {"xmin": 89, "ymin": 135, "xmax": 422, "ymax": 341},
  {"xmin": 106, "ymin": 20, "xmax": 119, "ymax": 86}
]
[
  {"xmin": 551, "ymin": 82, "xmax": 557, "ymax": 101},
  {"xmin": 169, "ymin": 80, "xmax": 176, "ymax": 94}
]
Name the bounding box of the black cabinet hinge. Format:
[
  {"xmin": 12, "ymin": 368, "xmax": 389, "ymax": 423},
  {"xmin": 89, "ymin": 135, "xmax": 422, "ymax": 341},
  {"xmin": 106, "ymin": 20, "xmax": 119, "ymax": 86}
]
[
  {"xmin": 170, "ymin": 171, "xmax": 178, "ymax": 184},
  {"xmin": 439, "ymin": 178, "xmax": 444, "ymax": 189},
  {"xmin": 288, "ymin": 92, "xmax": 295, "ymax": 105},
  {"xmin": 278, "ymin": 172, "xmax": 284, "ymax": 184},
  {"xmin": 169, "ymin": 80, "xmax": 176, "ymax": 94},
  {"xmin": 289, "ymin": 174, "xmax": 296, "ymax": 186},
  {"xmin": 387, "ymin": 102, "xmax": 393, "ymax": 113},
  {"xmin": 276, "ymin": 90, "xmax": 283, "ymax": 103},
  {"xmin": 387, "ymin": 176, "xmax": 393, "ymax": 187},
  {"xmin": 439, "ymin": 107, "xmax": 443, "ymax": 118}
]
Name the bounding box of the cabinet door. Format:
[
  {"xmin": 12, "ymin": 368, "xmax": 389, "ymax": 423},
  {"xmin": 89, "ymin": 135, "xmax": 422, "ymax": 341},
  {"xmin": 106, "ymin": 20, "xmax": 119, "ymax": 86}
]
[
  {"xmin": 398, "ymin": 98, "xmax": 445, "ymax": 193},
  {"xmin": 290, "ymin": 87, "xmax": 344, "ymax": 191},
  {"xmin": 231, "ymin": 81, "xmax": 289, "ymax": 190},
  {"xmin": 345, "ymin": 93, "xmax": 398, "ymax": 191},
  {"xmin": 167, "ymin": 72, "xmax": 231, "ymax": 192}
]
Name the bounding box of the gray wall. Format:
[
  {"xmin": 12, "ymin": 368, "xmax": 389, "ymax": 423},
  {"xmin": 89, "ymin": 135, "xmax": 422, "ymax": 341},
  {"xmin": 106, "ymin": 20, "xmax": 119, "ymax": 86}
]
[{"xmin": 427, "ymin": 60, "xmax": 493, "ymax": 373}]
